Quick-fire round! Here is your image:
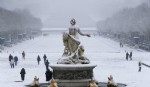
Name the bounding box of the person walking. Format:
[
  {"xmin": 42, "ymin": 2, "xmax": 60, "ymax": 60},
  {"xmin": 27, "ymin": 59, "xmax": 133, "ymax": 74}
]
[
  {"xmin": 45, "ymin": 69, "xmax": 53, "ymax": 81},
  {"xmin": 22, "ymin": 51, "xmax": 25, "ymax": 60},
  {"xmin": 43, "ymin": 54, "xmax": 47, "ymax": 64},
  {"xmin": 129, "ymin": 51, "xmax": 132, "ymax": 60},
  {"xmin": 9, "ymin": 54, "xmax": 13, "ymax": 65},
  {"xmin": 45, "ymin": 60, "xmax": 49, "ymax": 70},
  {"xmin": 138, "ymin": 61, "xmax": 142, "ymax": 72},
  {"xmin": 126, "ymin": 52, "xmax": 129, "ymax": 61},
  {"xmin": 20, "ymin": 68, "xmax": 26, "ymax": 81},
  {"xmin": 37, "ymin": 55, "xmax": 41, "ymax": 65},
  {"xmin": 14, "ymin": 56, "xmax": 18, "ymax": 66},
  {"xmin": 10, "ymin": 58, "xmax": 14, "ymax": 68}
]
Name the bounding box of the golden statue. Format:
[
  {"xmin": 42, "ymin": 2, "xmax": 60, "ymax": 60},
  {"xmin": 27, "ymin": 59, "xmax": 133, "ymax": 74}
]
[{"xmin": 48, "ymin": 78, "xmax": 58, "ymax": 87}]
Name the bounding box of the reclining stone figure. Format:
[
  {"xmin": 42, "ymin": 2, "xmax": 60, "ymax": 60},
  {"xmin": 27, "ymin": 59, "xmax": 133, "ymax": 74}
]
[{"xmin": 107, "ymin": 75, "xmax": 117, "ymax": 87}]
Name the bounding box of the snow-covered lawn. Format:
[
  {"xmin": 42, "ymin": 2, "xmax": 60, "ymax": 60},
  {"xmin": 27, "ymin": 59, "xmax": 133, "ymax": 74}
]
[{"xmin": 0, "ymin": 34, "xmax": 150, "ymax": 87}]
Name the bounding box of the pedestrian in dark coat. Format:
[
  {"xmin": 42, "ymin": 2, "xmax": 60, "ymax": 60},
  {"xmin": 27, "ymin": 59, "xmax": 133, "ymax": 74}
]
[
  {"xmin": 9, "ymin": 54, "xmax": 13, "ymax": 62},
  {"xmin": 14, "ymin": 56, "xmax": 18, "ymax": 66},
  {"xmin": 20, "ymin": 68, "xmax": 26, "ymax": 81},
  {"xmin": 129, "ymin": 51, "xmax": 132, "ymax": 60},
  {"xmin": 126, "ymin": 52, "xmax": 129, "ymax": 61},
  {"xmin": 138, "ymin": 61, "xmax": 142, "ymax": 72},
  {"xmin": 43, "ymin": 54, "xmax": 47, "ymax": 64},
  {"xmin": 22, "ymin": 51, "xmax": 25, "ymax": 59},
  {"xmin": 45, "ymin": 69, "xmax": 53, "ymax": 81},
  {"xmin": 37, "ymin": 55, "xmax": 41, "ymax": 65},
  {"xmin": 45, "ymin": 60, "xmax": 49, "ymax": 70}
]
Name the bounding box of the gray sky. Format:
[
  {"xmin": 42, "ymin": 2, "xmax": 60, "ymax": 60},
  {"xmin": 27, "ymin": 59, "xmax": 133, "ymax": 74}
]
[{"xmin": 0, "ymin": 0, "xmax": 145, "ymax": 27}]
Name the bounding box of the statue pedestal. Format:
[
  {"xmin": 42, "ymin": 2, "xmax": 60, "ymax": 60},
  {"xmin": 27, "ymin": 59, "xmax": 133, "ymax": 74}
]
[{"xmin": 50, "ymin": 64, "xmax": 97, "ymax": 87}]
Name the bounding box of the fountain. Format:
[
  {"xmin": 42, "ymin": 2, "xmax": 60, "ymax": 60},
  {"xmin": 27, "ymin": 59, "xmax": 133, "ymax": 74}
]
[
  {"xmin": 50, "ymin": 18, "xmax": 97, "ymax": 87},
  {"xmin": 26, "ymin": 19, "xmax": 126, "ymax": 87}
]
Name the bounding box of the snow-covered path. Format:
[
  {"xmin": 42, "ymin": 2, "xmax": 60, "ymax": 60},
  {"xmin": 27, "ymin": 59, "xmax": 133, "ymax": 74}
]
[{"xmin": 0, "ymin": 34, "xmax": 150, "ymax": 87}]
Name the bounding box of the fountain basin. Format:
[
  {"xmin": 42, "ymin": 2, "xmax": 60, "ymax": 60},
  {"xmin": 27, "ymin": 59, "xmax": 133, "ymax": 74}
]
[{"xmin": 50, "ymin": 64, "xmax": 97, "ymax": 87}]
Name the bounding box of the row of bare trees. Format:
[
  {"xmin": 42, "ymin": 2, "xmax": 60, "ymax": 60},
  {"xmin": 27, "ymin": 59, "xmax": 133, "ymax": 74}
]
[
  {"xmin": 97, "ymin": 3, "xmax": 150, "ymax": 51},
  {"xmin": 0, "ymin": 7, "xmax": 43, "ymax": 46}
]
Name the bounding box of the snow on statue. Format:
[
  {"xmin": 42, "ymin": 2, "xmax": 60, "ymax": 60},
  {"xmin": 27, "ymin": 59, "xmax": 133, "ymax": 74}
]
[
  {"xmin": 29, "ymin": 76, "xmax": 39, "ymax": 87},
  {"xmin": 57, "ymin": 18, "xmax": 91, "ymax": 64}
]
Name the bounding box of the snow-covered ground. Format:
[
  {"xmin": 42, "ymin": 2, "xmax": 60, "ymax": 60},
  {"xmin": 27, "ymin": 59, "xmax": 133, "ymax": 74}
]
[{"xmin": 0, "ymin": 34, "xmax": 150, "ymax": 87}]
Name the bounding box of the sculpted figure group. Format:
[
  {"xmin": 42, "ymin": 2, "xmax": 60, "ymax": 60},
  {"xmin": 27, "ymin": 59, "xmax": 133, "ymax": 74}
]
[{"xmin": 57, "ymin": 18, "xmax": 91, "ymax": 64}]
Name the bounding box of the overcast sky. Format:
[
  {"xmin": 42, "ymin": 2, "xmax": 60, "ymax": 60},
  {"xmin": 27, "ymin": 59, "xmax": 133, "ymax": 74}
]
[{"xmin": 0, "ymin": 0, "xmax": 146, "ymax": 27}]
